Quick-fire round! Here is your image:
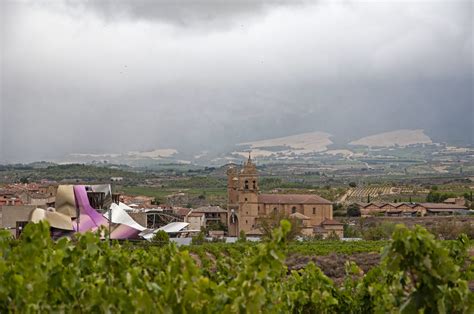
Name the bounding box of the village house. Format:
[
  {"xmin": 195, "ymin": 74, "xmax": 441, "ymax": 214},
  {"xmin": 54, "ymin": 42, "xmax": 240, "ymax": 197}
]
[
  {"xmin": 185, "ymin": 212, "xmax": 206, "ymax": 231},
  {"xmin": 421, "ymin": 203, "xmax": 469, "ymax": 216},
  {"xmin": 120, "ymin": 195, "xmax": 155, "ymax": 208},
  {"xmin": 443, "ymin": 197, "xmax": 465, "ymax": 206},
  {"xmin": 17, "ymin": 191, "xmax": 55, "ymax": 207},
  {"xmin": 173, "ymin": 207, "xmax": 193, "ymax": 220},
  {"xmin": 192, "ymin": 206, "xmax": 227, "ymax": 228},
  {"xmin": 38, "ymin": 184, "xmax": 58, "ymax": 197},
  {"xmin": 0, "ymin": 189, "xmax": 22, "ymax": 206},
  {"xmin": 320, "ymin": 219, "xmax": 345, "ymax": 238},
  {"xmin": 0, "ymin": 205, "xmax": 38, "ymax": 237}
]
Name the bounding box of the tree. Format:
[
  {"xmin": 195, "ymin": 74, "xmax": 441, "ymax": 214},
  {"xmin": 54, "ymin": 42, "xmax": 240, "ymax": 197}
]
[
  {"xmin": 343, "ymin": 224, "xmax": 361, "ymax": 238},
  {"xmin": 349, "ymin": 182, "xmax": 357, "ymax": 188},
  {"xmin": 426, "ymin": 191, "xmax": 455, "ymax": 203},
  {"xmin": 151, "ymin": 230, "xmax": 170, "ymax": 246},
  {"xmin": 237, "ymin": 230, "xmax": 247, "ymax": 243},
  {"xmin": 191, "ymin": 231, "xmax": 207, "ymax": 245},
  {"xmin": 347, "ymin": 203, "xmax": 361, "ymax": 217},
  {"xmin": 426, "ymin": 191, "xmax": 440, "ymax": 202},
  {"xmin": 205, "ymin": 221, "xmax": 228, "ymax": 232},
  {"xmin": 257, "ymin": 211, "xmax": 302, "ymax": 241},
  {"xmin": 152, "ymin": 197, "xmax": 164, "ymax": 205}
]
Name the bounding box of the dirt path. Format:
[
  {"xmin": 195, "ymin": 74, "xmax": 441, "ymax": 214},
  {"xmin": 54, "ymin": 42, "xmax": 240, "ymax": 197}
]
[
  {"xmin": 337, "ymin": 188, "xmax": 353, "ymax": 203},
  {"xmin": 286, "ymin": 252, "xmax": 380, "ymax": 284}
]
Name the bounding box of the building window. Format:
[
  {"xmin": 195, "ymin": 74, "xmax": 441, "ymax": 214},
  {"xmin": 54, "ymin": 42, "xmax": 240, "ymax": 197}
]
[
  {"xmin": 292, "ymin": 207, "xmax": 297, "ymax": 214},
  {"xmin": 252, "ymin": 180, "xmax": 256, "ymax": 189},
  {"xmin": 246, "ymin": 220, "xmax": 248, "ymax": 224},
  {"xmin": 245, "ymin": 198, "xmax": 248, "ymax": 202},
  {"xmin": 273, "ymin": 207, "xmax": 277, "ymax": 213},
  {"xmin": 313, "ymin": 208, "xmax": 316, "ymax": 215},
  {"xmin": 244, "ymin": 180, "xmax": 249, "ymax": 189}
]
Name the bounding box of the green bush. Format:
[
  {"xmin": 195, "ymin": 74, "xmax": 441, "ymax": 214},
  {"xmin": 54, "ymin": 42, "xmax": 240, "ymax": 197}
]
[
  {"xmin": 151, "ymin": 230, "xmax": 170, "ymax": 247},
  {"xmin": 325, "ymin": 231, "xmax": 340, "ymax": 241},
  {"xmin": 237, "ymin": 230, "xmax": 247, "ymax": 243},
  {"xmin": 191, "ymin": 231, "xmax": 207, "ymax": 245},
  {"xmin": 343, "ymin": 224, "xmax": 361, "ymax": 238},
  {"xmin": 0, "ymin": 221, "xmax": 472, "ymax": 312},
  {"xmin": 362, "ymin": 222, "xmax": 396, "ymax": 240}
]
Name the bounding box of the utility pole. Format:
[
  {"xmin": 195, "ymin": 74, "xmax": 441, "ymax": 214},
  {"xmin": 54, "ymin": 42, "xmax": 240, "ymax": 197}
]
[
  {"xmin": 76, "ymin": 197, "xmax": 80, "ymax": 233},
  {"xmin": 109, "ymin": 183, "xmax": 113, "ymax": 245},
  {"xmin": 109, "ymin": 206, "xmax": 112, "ymax": 245}
]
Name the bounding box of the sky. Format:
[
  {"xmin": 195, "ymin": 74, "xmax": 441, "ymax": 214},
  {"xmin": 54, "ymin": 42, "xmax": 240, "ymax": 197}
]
[{"xmin": 1, "ymin": 0, "xmax": 473, "ymax": 162}]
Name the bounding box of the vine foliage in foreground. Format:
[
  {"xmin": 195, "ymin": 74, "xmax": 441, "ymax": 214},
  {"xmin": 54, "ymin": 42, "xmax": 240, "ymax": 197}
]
[{"xmin": 0, "ymin": 221, "xmax": 472, "ymax": 313}]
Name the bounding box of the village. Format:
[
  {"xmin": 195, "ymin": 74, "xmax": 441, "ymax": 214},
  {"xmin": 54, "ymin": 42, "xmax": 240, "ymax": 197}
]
[{"xmin": 1, "ymin": 155, "xmax": 472, "ymax": 242}]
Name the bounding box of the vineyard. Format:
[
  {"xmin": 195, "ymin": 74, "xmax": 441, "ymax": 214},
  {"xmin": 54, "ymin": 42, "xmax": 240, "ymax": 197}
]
[
  {"xmin": 0, "ymin": 222, "xmax": 473, "ymax": 313},
  {"xmin": 345, "ymin": 186, "xmax": 394, "ymax": 202},
  {"xmin": 343, "ymin": 185, "xmax": 431, "ymax": 203}
]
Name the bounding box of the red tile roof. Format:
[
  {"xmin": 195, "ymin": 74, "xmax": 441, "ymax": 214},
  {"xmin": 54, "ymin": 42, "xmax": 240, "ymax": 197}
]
[
  {"xmin": 174, "ymin": 207, "xmax": 192, "ymax": 217},
  {"xmin": 362, "ymin": 202, "xmax": 387, "ymax": 208},
  {"xmin": 420, "ymin": 203, "xmax": 467, "ymax": 210},
  {"xmin": 188, "ymin": 212, "xmax": 205, "ymax": 217},
  {"xmin": 258, "ymin": 194, "xmax": 331, "ymax": 205},
  {"xmin": 193, "ymin": 206, "xmax": 227, "ymax": 213}
]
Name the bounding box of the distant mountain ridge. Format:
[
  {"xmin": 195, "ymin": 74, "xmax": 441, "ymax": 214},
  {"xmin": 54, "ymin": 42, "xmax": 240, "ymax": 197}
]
[{"xmin": 234, "ymin": 131, "xmax": 333, "ymax": 158}]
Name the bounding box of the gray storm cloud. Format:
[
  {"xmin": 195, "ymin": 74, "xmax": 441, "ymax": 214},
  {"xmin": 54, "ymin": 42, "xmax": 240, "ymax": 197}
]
[
  {"xmin": 0, "ymin": 0, "xmax": 472, "ymax": 162},
  {"xmin": 62, "ymin": 0, "xmax": 305, "ymax": 28}
]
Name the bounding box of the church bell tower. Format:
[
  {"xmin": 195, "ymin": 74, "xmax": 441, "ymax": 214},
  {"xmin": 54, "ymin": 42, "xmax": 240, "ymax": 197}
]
[
  {"xmin": 237, "ymin": 153, "xmax": 259, "ymax": 234},
  {"xmin": 227, "ymin": 153, "xmax": 260, "ymax": 236}
]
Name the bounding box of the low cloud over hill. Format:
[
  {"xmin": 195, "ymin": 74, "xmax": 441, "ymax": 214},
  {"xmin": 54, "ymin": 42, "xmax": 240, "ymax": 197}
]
[{"xmin": 349, "ymin": 129, "xmax": 433, "ymax": 148}]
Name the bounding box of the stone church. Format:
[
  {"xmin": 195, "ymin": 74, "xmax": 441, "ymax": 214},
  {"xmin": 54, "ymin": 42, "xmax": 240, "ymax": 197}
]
[{"xmin": 226, "ymin": 155, "xmax": 342, "ymax": 237}]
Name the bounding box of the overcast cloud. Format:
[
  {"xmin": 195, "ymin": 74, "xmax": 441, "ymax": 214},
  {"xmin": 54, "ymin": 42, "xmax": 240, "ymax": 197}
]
[{"xmin": 1, "ymin": 0, "xmax": 473, "ymax": 162}]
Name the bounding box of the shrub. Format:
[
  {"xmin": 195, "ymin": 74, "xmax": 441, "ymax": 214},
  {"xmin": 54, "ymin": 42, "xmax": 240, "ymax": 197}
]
[
  {"xmin": 237, "ymin": 230, "xmax": 247, "ymax": 242},
  {"xmin": 346, "ymin": 204, "xmax": 361, "ymax": 217},
  {"xmin": 429, "ymin": 219, "xmax": 474, "ymax": 240},
  {"xmin": 381, "ymin": 225, "xmax": 472, "ymax": 312},
  {"xmin": 191, "ymin": 231, "xmax": 207, "ymax": 245},
  {"xmin": 151, "ymin": 230, "xmax": 170, "ymax": 246},
  {"xmin": 362, "ymin": 225, "xmax": 386, "ymax": 240},
  {"xmin": 257, "ymin": 211, "xmax": 302, "ymax": 241},
  {"xmin": 362, "ymin": 222, "xmax": 395, "ymax": 240},
  {"xmin": 343, "ymin": 224, "xmax": 361, "ymax": 238},
  {"xmin": 326, "ymin": 231, "xmax": 340, "ymax": 241},
  {"xmin": 1, "ymin": 221, "xmax": 472, "ymax": 312}
]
